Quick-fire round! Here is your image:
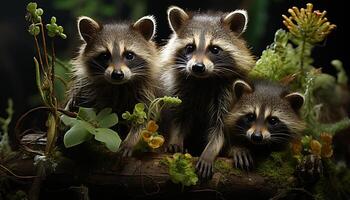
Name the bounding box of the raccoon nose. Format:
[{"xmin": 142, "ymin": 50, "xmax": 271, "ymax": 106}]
[
  {"xmin": 111, "ymin": 70, "xmax": 124, "ymax": 80},
  {"xmin": 192, "ymin": 63, "xmax": 206, "ymax": 73},
  {"xmin": 251, "ymin": 132, "xmax": 263, "ymax": 142}
]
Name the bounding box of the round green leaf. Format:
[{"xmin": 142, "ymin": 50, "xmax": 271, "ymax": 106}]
[
  {"xmin": 92, "ymin": 128, "xmax": 121, "ymax": 152},
  {"xmin": 64, "ymin": 124, "xmax": 91, "ymax": 148},
  {"xmin": 98, "ymin": 113, "xmax": 118, "ymax": 128},
  {"xmin": 96, "ymin": 108, "xmax": 112, "ymax": 121}
]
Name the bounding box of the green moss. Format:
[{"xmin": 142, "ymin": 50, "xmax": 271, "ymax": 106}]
[
  {"xmin": 214, "ymin": 159, "xmax": 243, "ymax": 176},
  {"xmin": 256, "ymin": 152, "xmax": 295, "ymax": 186}
]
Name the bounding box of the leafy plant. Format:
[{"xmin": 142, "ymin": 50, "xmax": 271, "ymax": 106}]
[
  {"xmin": 0, "ymin": 99, "xmax": 16, "ymax": 162},
  {"xmin": 164, "ymin": 153, "xmax": 198, "ymax": 188},
  {"xmin": 122, "ymin": 96, "xmax": 181, "ymax": 151},
  {"xmin": 25, "ymin": 2, "xmax": 68, "ymax": 156},
  {"xmin": 61, "ymin": 107, "xmax": 121, "ymax": 152}
]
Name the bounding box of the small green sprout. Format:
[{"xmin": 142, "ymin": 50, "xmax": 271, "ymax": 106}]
[
  {"xmin": 122, "ymin": 103, "xmax": 147, "ymax": 125},
  {"xmin": 61, "ymin": 107, "xmax": 121, "ymax": 152}
]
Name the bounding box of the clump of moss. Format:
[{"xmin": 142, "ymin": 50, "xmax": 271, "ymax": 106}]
[
  {"xmin": 256, "ymin": 152, "xmax": 295, "ymax": 186},
  {"xmin": 214, "ymin": 159, "xmax": 243, "ymax": 176}
]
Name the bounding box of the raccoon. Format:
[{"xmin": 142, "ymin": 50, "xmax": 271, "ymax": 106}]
[
  {"xmin": 225, "ymin": 80, "xmax": 305, "ymax": 169},
  {"xmin": 160, "ymin": 6, "xmax": 255, "ymax": 178},
  {"xmin": 67, "ymin": 15, "xmax": 159, "ymax": 156}
]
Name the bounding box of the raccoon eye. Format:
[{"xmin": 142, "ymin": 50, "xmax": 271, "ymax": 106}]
[
  {"xmin": 185, "ymin": 44, "xmax": 195, "ymax": 54},
  {"xmin": 124, "ymin": 51, "xmax": 135, "ymax": 60},
  {"xmin": 245, "ymin": 113, "xmax": 256, "ymax": 123},
  {"xmin": 267, "ymin": 116, "xmax": 280, "ymax": 126},
  {"xmin": 96, "ymin": 52, "xmax": 111, "ymax": 62},
  {"xmin": 209, "ymin": 45, "xmax": 222, "ymax": 55}
]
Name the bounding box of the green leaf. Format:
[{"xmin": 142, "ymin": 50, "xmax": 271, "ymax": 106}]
[
  {"xmin": 96, "ymin": 108, "xmax": 112, "ymax": 121},
  {"xmin": 63, "ymin": 124, "xmax": 91, "ymax": 148},
  {"xmin": 78, "ymin": 107, "xmax": 96, "ymax": 122},
  {"xmin": 60, "ymin": 114, "xmax": 77, "ymax": 126},
  {"xmin": 92, "ymin": 128, "xmax": 121, "ymax": 152},
  {"xmin": 77, "ymin": 120, "xmax": 96, "ymax": 133},
  {"xmin": 98, "ymin": 113, "xmax": 118, "ymax": 128}
]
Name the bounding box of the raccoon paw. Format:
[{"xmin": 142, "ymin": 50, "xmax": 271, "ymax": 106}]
[
  {"xmin": 165, "ymin": 144, "xmax": 183, "ymax": 153},
  {"xmin": 196, "ymin": 158, "xmax": 213, "ymax": 179},
  {"xmin": 118, "ymin": 143, "xmax": 134, "ymax": 157},
  {"xmin": 231, "ymin": 147, "xmax": 253, "ymax": 170},
  {"xmin": 296, "ymin": 154, "xmax": 323, "ymax": 184}
]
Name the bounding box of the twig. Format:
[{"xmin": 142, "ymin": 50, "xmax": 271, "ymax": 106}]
[{"xmin": 0, "ymin": 164, "xmax": 37, "ymax": 179}]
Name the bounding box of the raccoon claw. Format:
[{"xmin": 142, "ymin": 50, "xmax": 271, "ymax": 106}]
[
  {"xmin": 196, "ymin": 158, "xmax": 213, "ymax": 179},
  {"xmin": 118, "ymin": 144, "xmax": 133, "ymax": 157},
  {"xmin": 296, "ymin": 154, "xmax": 323, "ymax": 184},
  {"xmin": 165, "ymin": 144, "xmax": 183, "ymax": 153},
  {"xmin": 231, "ymin": 148, "xmax": 253, "ymax": 170}
]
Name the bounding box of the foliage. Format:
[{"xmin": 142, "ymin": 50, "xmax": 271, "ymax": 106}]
[
  {"xmin": 61, "ymin": 107, "xmax": 121, "ymax": 152},
  {"xmin": 0, "ymin": 99, "xmax": 16, "ymax": 161},
  {"xmin": 122, "ymin": 103, "xmax": 147, "ymax": 125},
  {"xmin": 250, "ymin": 3, "xmax": 349, "ymax": 137},
  {"xmin": 123, "ymin": 96, "xmax": 181, "ymax": 151},
  {"xmin": 25, "ymin": 2, "xmax": 68, "ymax": 156},
  {"xmin": 164, "ymin": 153, "xmax": 198, "ymax": 188},
  {"xmin": 251, "ymin": 3, "xmax": 349, "ymax": 199}
]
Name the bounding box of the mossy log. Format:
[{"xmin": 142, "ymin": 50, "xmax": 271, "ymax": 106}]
[{"xmin": 5, "ymin": 151, "xmax": 305, "ymax": 200}]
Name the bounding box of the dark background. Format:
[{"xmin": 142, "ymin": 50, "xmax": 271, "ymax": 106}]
[{"xmin": 0, "ymin": 0, "xmax": 348, "ymax": 128}]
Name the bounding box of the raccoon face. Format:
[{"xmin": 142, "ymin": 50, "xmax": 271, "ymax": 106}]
[
  {"xmin": 77, "ymin": 16, "xmax": 156, "ymax": 85},
  {"xmin": 227, "ymin": 80, "xmax": 305, "ymax": 145},
  {"xmin": 164, "ymin": 6, "xmax": 254, "ymax": 79}
]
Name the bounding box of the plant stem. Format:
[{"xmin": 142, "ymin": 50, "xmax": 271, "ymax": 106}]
[
  {"xmin": 33, "ymin": 34, "xmax": 45, "ymax": 74},
  {"xmin": 299, "ymin": 36, "xmax": 306, "ymax": 77},
  {"xmin": 39, "ymin": 22, "xmax": 50, "ymax": 71}
]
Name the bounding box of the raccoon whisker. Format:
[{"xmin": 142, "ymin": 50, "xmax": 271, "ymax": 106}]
[{"xmin": 89, "ymin": 60, "xmax": 107, "ymax": 72}]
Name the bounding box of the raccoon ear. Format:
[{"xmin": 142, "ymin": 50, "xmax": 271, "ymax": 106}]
[
  {"xmin": 77, "ymin": 16, "xmax": 101, "ymax": 43},
  {"xmin": 222, "ymin": 10, "xmax": 248, "ymax": 36},
  {"xmin": 233, "ymin": 80, "xmax": 253, "ymax": 99},
  {"xmin": 167, "ymin": 6, "xmax": 189, "ymax": 34},
  {"xmin": 133, "ymin": 15, "xmax": 156, "ymax": 41},
  {"xmin": 284, "ymin": 92, "xmax": 304, "ymax": 112}
]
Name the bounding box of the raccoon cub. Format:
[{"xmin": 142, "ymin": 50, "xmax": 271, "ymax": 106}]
[
  {"xmin": 67, "ymin": 15, "xmax": 159, "ymax": 156},
  {"xmin": 161, "ymin": 6, "xmax": 255, "ymax": 178},
  {"xmin": 225, "ymin": 80, "xmax": 305, "ymax": 169}
]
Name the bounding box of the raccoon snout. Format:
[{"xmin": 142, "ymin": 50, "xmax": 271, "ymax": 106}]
[
  {"xmin": 251, "ymin": 132, "xmax": 263, "ymax": 142},
  {"xmin": 111, "ymin": 69, "xmax": 124, "ymax": 80},
  {"xmin": 191, "ymin": 63, "xmax": 206, "ymax": 74}
]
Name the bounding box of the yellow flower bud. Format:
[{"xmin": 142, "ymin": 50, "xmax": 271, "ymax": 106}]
[{"xmin": 148, "ymin": 135, "xmax": 164, "ymax": 149}]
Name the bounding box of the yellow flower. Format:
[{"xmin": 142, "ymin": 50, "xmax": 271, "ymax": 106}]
[
  {"xmin": 310, "ymin": 139, "xmax": 322, "ymax": 156},
  {"xmin": 320, "ymin": 133, "xmax": 332, "ymax": 145},
  {"xmin": 148, "ymin": 135, "xmax": 164, "ymax": 149},
  {"xmin": 282, "ymin": 3, "xmax": 336, "ymax": 43},
  {"xmin": 147, "ymin": 120, "xmax": 159, "ymax": 132},
  {"xmin": 141, "ymin": 130, "xmax": 153, "ymax": 143},
  {"xmin": 290, "ymin": 138, "xmax": 302, "ymax": 155},
  {"xmin": 321, "ymin": 145, "xmax": 333, "ymax": 158}
]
